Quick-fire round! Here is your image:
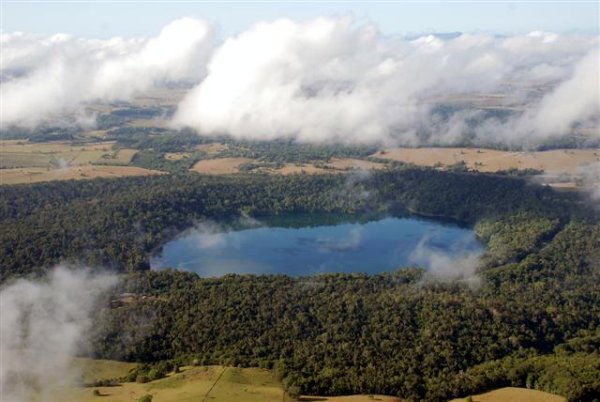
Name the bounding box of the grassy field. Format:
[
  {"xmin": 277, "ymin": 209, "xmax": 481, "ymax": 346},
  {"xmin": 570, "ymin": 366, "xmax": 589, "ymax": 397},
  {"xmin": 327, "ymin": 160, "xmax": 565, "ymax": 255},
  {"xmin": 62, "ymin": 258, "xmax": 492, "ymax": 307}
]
[
  {"xmin": 1, "ymin": 165, "xmax": 165, "ymax": 185},
  {"xmin": 328, "ymin": 158, "xmax": 386, "ymax": 171},
  {"xmin": 129, "ymin": 87, "xmax": 188, "ymax": 108},
  {"xmin": 0, "ymin": 140, "xmax": 154, "ymax": 184},
  {"xmin": 195, "ymin": 142, "xmax": 230, "ymax": 155},
  {"xmin": 0, "ymin": 140, "xmax": 138, "ymax": 168},
  {"xmin": 450, "ymin": 387, "xmax": 566, "ymax": 402},
  {"xmin": 190, "ymin": 157, "xmax": 254, "ymax": 174},
  {"xmin": 373, "ymin": 147, "xmax": 599, "ymax": 175},
  {"xmin": 164, "ymin": 152, "xmax": 193, "ymax": 161},
  {"xmin": 48, "ymin": 364, "xmax": 286, "ymax": 402},
  {"xmin": 94, "ymin": 149, "xmax": 139, "ymax": 165},
  {"xmin": 298, "ymin": 396, "xmax": 401, "ymax": 401},
  {"xmin": 126, "ymin": 118, "xmax": 170, "ymax": 128},
  {"xmin": 373, "ymin": 147, "xmax": 600, "ymax": 189},
  {"xmin": 3, "ymin": 138, "xmax": 597, "ymax": 188},
  {"xmin": 72, "ymin": 358, "xmax": 138, "ymax": 384},
  {"xmin": 1, "ymin": 139, "xmax": 112, "ymax": 155},
  {"xmin": 81, "ymin": 129, "xmax": 110, "ymax": 139},
  {"xmin": 190, "ymin": 157, "xmax": 386, "ymax": 175},
  {"xmin": 31, "ymin": 359, "xmax": 568, "ymax": 402}
]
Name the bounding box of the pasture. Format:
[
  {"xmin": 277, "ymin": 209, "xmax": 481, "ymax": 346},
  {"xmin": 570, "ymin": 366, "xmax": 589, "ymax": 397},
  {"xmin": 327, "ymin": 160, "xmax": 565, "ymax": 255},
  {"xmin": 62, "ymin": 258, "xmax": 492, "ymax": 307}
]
[
  {"xmin": 451, "ymin": 387, "xmax": 566, "ymax": 402},
  {"xmin": 189, "ymin": 157, "xmax": 386, "ymax": 175},
  {"xmin": 47, "ymin": 359, "xmax": 566, "ymax": 402},
  {"xmin": 373, "ymin": 147, "xmax": 599, "ymax": 174},
  {"xmin": 1, "ymin": 165, "xmax": 164, "ymax": 185},
  {"xmin": 47, "ymin": 363, "xmax": 287, "ymax": 402},
  {"xmin": 0, "ymin": 140, "xmax": 138, "ymax": 169},
  {"xmin": 0, "ymin": 140, "xmax": 152, "ymax": 184}
]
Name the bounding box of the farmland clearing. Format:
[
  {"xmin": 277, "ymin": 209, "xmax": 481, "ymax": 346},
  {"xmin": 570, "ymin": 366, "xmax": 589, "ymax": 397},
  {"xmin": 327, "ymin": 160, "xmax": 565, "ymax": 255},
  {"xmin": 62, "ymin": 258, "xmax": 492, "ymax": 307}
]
[
  {"xmin": 373, "ymin": 147, "xmax": 598, "ymax": 175},
  {"xmin": 41, "ymin": 359, "xmax": 567, "ymax": 402},
  {"xmin": 0, "ymin": 165, "xmax": 165, "ymax": 185},
  {"xmin": 450, "ymin": 386, "xmax": 566, "ymax": 402}
]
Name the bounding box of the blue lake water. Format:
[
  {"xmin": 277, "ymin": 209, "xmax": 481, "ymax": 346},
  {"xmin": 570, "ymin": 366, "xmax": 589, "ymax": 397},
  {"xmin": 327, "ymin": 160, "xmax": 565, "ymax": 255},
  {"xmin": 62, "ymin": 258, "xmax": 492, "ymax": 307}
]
[{"xmin": 151, "ymin": 215, "xmax": 484, "ymax": 277}]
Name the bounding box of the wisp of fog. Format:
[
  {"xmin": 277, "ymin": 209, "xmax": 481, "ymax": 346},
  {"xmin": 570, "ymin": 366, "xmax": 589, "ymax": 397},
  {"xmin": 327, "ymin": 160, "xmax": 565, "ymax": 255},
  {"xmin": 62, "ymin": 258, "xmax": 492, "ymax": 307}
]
[
  {"xmin": 409, "ymin": 234, "xmax": 482, "ymax": 287},
  {"xmin": 0, "ymin": 267, "xmax": 117, "ymax": 402}
]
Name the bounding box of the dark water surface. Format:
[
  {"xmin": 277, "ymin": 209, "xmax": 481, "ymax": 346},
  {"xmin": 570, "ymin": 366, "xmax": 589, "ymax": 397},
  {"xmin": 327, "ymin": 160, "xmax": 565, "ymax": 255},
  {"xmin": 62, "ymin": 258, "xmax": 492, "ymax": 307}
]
[{"xmin": 151, "ymin": 215, "xmax": 483, "ymax": 277}]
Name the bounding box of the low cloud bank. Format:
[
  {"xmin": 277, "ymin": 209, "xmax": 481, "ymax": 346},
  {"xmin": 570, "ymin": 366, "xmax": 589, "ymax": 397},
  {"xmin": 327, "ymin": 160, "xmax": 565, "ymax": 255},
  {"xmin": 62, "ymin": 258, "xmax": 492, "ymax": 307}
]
[
  {"xmin": 1, "ymin": 18, "xmax": 213, "ymax": 127},
  {"xmin": 174, "ymin": 17, "xmax": 599, "ymax": 146},
  {"xmin": 0, "ymin": 267, "xmax": 117, "ymax": 402},
  {"xmin": 2, "ymin": 16, "xmax": 598, "ymax": 147}
]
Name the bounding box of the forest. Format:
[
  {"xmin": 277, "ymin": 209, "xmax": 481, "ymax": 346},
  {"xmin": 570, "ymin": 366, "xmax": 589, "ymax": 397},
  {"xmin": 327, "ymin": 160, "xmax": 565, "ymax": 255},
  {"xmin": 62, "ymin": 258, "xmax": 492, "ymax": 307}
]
[
  {"xmin": 0, "ymin": 167, "xmax": 585, "ymax": 279},
  {"xmin": 1, "ymin": 167, "xmax": 599, "ymax": 401}
]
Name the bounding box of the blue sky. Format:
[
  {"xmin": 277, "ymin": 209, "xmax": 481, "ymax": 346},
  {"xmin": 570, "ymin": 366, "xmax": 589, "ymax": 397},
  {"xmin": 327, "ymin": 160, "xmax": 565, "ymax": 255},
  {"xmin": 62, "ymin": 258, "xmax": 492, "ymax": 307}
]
[{"xmin": 2, "ymin": 1, "xmax": 599, "ymax": 38}]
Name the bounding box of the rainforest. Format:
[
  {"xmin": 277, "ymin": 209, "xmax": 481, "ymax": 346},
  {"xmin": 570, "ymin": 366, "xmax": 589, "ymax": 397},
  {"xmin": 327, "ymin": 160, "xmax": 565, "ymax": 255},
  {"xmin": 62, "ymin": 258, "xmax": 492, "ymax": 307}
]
[{"xmin": 1, "ymin": 167, "xmax": 598, "ymax": 401}]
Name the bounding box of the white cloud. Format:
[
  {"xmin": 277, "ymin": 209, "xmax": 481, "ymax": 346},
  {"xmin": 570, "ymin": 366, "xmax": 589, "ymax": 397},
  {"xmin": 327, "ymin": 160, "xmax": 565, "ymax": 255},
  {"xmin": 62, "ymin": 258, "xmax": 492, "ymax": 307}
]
[
  {"xmin": 2, "ymin": 17, "xmax": 598, "ymax": 147},
  {"xmin": 409, "ymin": 234, "xmax": 482, "ymax": 285},
  {"xmin": 519, "ymin": 49, "xmax": 599, "ymax": 138},
  {"xmin": 577, "ymin": 161, "xmax": 600, "ymax": 205},
  {"xmin": 1, "ymin": 18, "xmax": 213, "ymax": 127},
  {"xmin": 0, "ymin": 267, "xmax": 117, "ymax": 402},
  {"xmin": 173, "ymin": 17, "xmax": 599, "ymax": 146}
]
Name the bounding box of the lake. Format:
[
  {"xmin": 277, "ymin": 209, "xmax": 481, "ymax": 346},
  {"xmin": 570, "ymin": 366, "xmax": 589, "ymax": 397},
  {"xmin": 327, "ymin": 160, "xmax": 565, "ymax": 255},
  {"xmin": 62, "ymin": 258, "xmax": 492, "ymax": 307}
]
[{"xmin": 150, "ymin": 215, "xmax": 484, "ymax": 277}]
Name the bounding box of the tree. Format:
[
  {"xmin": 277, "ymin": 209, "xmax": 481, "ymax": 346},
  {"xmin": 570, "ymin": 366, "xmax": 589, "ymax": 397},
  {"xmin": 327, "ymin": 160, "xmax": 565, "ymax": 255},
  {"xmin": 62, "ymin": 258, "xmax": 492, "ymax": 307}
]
[{"xmin": 286, "ymin": 385, "xmax": 301, "ymax": 400}]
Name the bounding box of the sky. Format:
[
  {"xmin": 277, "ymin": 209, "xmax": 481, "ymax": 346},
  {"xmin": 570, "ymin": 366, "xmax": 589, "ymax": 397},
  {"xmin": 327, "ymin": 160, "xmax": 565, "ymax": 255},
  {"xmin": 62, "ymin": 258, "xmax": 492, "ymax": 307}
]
[{"xmin": 2, "ymin": 1, "xmax": 599, "ymax": 39}]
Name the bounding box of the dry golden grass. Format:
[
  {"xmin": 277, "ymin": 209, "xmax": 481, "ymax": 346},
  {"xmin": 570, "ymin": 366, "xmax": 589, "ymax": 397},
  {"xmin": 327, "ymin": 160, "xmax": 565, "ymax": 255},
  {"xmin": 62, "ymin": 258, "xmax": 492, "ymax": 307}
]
[
  {"xmin": 1, "ymin": 165, "xmax": 165, "ymax": 185},
  {"xmin": 45, "ymin": 381, "xmax": 150, "ymax": 402},
  {"xmin": 190, "ymin": 157, "xmax": 253, "ymax": 174},
  {"xmin": 48, "ymin": 361, "xmax": 403, "ymax": 402},
  {"xmin": 373, "ymin": 147, "xmax": 599, "ymax": 175},
  {"xmin": 126, "ymin": 118, "xmax": 169, "ymax": 128},
  {"xmin": 0, "ymin": 140, "xmax": 114, "ymax": 154},
  {"xmin": 300, "ymin": 395, "xmax": 402, "ymax": 402},
  {"xmin": 547, "ymin": 182, "xmax": 578, "ymax": 189},
  {"xmin": 92, "ymin": 148, "xmax": 138, "ymax": 166},
  {"xmin": 266, "ymin": 163, "xmax": 331, "ymax": 175},
  {"xmin": 205, "ymin": 366, "xmax": 284, "ymax": 402},
  {"xmin": 46, "ymin": 365, "xmax": 286, "ymax": 402},
  {"xmin": 259, "ymin": 158, "xmax": 386, "ymax": 175},
  {"xmin": 81, "ymin": 129, "xmax": 109, "ymax": 139},
  {"xmin": 0, "ymin": 140, "xmax": 139, "ymax": 171},
  {"xmin": 113, "ymin": 149, "xmax": 138, "ymax": 164},
  {"xmin": 450, "ymin": 387, "xmax": 566, "ymax": 402},
  {"xmin": 129, "ymin": 87, "xmax": 188, "ymax": 107},
  {"xmin": 70, "ymin": 150, "xmax": 108, "ymax": 165},
  {"xmin": 195, "ymin": 142, "xmax": 229, "ymax": 155},
  {"xmin": 71, "ymin": 358, "xmax": 137, "ymax": 384},
  {"xmin": 164, "ymin": 152, "xmax": 192, "ymax": 161},
  {"xmin": 190, "ymin": 157, "xmax": 386, "ymax": 175},
  {"xmin": 0, "ymin": 152, "xmax": 54, "ymax": 168},
  {"xmin": 327, "ymin": 158, "xmax": 386, "ymax": 171},
  {"xmin": 38, "ymin": 360, "xmax": 566, "ymax": 402}
]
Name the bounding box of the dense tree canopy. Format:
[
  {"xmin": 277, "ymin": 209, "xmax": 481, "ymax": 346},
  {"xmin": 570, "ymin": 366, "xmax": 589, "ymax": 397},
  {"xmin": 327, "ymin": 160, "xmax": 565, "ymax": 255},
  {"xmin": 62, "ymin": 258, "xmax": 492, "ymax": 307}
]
[
  {"xmin": 1, "ymin": 168, "xmax": 598, "ymax": 401},
  {"xmin": 0, "ymin": 168, "xmax": 585, "ymax": 280}
]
